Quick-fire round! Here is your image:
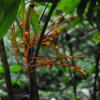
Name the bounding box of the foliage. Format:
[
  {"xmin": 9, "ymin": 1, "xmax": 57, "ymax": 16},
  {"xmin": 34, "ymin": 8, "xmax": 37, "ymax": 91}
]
[
  {"xmin": 0, "ymin": 0, "xmax": 21, "ymax": 38},
  {"xmin": 0, "ymin": 0, "xmax": 100, "ymax": 100},
  {"xmin": 77, "ymin": 0, "xmax": 100, "ymax": 31}
]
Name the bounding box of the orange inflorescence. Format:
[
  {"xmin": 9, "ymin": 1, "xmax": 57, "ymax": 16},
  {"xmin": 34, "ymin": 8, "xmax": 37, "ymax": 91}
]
[{"xmin": 11, "ymin": 14, "xmax": 87, "ymax": 79}]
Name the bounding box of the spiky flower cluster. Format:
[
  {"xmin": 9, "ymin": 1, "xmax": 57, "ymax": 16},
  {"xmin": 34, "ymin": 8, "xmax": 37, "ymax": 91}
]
[{"xmin": 11, "ymin": 14, "xmax": 87, "ymax": 79}]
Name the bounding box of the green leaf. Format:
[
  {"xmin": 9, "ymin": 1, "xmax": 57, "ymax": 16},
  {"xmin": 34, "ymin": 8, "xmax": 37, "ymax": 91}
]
[
  {"xmin": 0, "ymin": 0, "xmax": 21, "ymax": 38},
  {"xmin": 0, "ymin": 65, "xmax": 22, "ymax": 73},
  {"xmin": 58, "ymin": 0, "xmax": 80, "ymax": 14},
  {"xmin": 88, "ymin": 66, "xmax": 95, "ymax": 73},
  {"xmin": 31, "ymin": 9, "xmax": 40, "ymax": 34},
  {"xmin": 91, "ymin": 32, "xmax": 100, "ymax": 44},
  {"xmin": 69, "ymin": 18, "xmax": 81, "ymax": 28}
]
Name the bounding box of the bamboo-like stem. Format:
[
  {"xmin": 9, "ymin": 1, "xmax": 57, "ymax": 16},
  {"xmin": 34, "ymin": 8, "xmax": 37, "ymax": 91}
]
[
  {"xmin": 38, "ymin": 2, "xmax": 49, "ymax": 23},
  {"xmin": 33, "ymin": 2, "xmax": 58, "ymax": 60},
  {"xmin": 23, "ymin": 1, "xmax": 58, "ymax": 99},
  {"xmin": 93, "ymin": 56, "xmax": 99, "ymax": 100},
  {"xmin": 93, "ymin": 44, "xmax": 100, "ymax": 100},
  {"xmin": 65, "ymin": 31, "xmax": 77, "ymax": 98},
  {"xmin": 23, "ymin": 4, "xmax": 39, "ymax": 100},
  {"xmin": 0, "ymin": 39, "xmax": 14, "ymax": 100},
  {"xmin": 29, "ymin": 2, "xmax": 58, "ymax": 100}
]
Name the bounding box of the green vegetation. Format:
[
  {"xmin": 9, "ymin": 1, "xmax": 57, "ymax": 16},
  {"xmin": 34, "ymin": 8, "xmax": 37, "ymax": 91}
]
[{"xmin": 0, "ymin": 0, "xmax": 100, "ymax": 100}]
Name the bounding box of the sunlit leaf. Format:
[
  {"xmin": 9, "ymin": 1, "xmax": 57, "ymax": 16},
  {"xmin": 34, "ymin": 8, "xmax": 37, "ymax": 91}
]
[{"xmin": 58, "ymin": 0, "xmax": 80, "ymax": 14}]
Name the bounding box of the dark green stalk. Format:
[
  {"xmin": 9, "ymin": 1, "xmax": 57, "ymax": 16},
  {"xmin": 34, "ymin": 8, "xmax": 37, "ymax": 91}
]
[
  {"xmin": 0, "ymin": 39, "xmax": 14, "ymax": 100},
  {"xmin": 24, "ymin": 1, "xmax": 58, "ymax": 99},
  {"xmin": 38, "ymin": 2, "xmax": 49, "ymax": 23},
  {"xmin": 33, "ymin": 2, "xmax": 58, "ymax": 59},
  {"xmin": 93, "ymin": 43, "xmax": 100, "ymax": 100},
  {"xmin": 23, "ymin": 4, "xmax": 39, "ymax": 100},
  {"xmin": 93, "ymin": 56, "xmax": 99, "ymax": 100},
  {"xmin": 65, "ymin": 32, "xmax": 77, "ymax": 98},
  {"xmin": 30, "ymin": 1, "xmax": 58, "ymax": 100}
]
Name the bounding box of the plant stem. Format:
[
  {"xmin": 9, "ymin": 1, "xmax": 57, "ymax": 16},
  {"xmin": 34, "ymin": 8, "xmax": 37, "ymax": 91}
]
[
  {"xmin": 30, "ymin": 1, "xmax": 58, "ymax": 100},
  {"xmin": 93, "ymin": 44, "xmax": 100, "ymax": 100},
  {"xmin": 24, "ymin": 4, "xmax": 39, "ymax": 100},
  {"xmin": 34, "ymin": 2, "xmax": 58, "ymax": 59},
  {"xmin": 24, "ymin": 1, "xmax": 58, "ymax": 99},
  {"xmin": 93, "ymin": 57, "xmax": 99, "ymax": 100},
  {"xmin": 0, "ymin": 39, "xmax": 14, "ymax": 100},
  {"xmin": 38, "ymin": 2, "xmax": 49, "ymax": 23},
  {"xmin": 65, "ymin": 32, "xmax": 77, "ymax": 98}
]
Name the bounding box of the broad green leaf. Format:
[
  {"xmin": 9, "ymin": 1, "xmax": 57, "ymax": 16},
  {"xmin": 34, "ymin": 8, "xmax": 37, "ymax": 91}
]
[
  {"xmin": 0, "ymin": 0, "xmax": 21, "ymax": 38},
  {"xmin": 58, "ymin": 0, "xmax": 80, "ymax": 14}
]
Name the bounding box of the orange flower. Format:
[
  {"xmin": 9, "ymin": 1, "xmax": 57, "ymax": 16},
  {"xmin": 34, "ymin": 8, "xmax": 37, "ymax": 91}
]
[
  {"xmin": 24, "ymin": 32, "xmax": 30, "ymax": 37},
  {"xmin": 19, "ymin": 40, "xmax": 24, "ymax": 45}
]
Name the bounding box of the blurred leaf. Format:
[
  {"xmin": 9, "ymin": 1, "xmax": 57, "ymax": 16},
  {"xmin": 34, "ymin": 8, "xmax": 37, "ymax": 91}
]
[
  {"xmin": 58, "ymin": 0, "xmax": 80, "ymax": 14},
  {"xmin": 0, "ymin": 0, "xmax": 21, "ymax": 38},
  {"xmin": 37, "ymin": 67, "xmax": 49, "ymax": 75},
  {"xmin": 10, "ymin": 65, "xmax": 22, "ymax": 73},
  {"xmin": 69, "ymin": 18, "xmax": 81, "ymax": 28},
  {"xmin": 0, "ymin": 79, "xmax": 5, "ymax": 84},
  {"xmin": 31, "ymin": 9, "xmax": 40, "ymax": 34},
  {"xmin": 12, "ymin": 79, "xmax": 26, "ymax": 88},
  {"xmin": 77, "ymin": 0, "xmax": 89, "ymax": 17},
  {"xmin": 0, "ymin": 65, "xmax": 22, "ymax": 73},
  {"xmin": 87, "ymin": 0, "xmax": 97, "ymax": 26},
  {"xmin": 0, "ymin": 90, "xmax": 7, "ymax": 98},
  {"xmin": 91, "ymin": 32, "xmax": 100, "ymax": 44},
  {"xmin": 88, "ymin": 66, "xmax": 94, "ymax": 73}
]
